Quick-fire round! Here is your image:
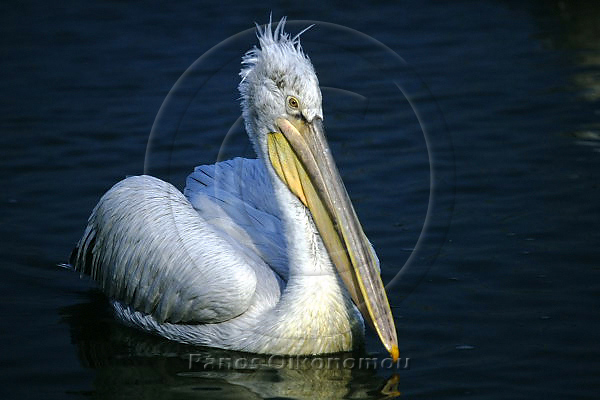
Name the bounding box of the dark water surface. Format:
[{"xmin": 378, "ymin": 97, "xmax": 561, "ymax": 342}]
[{"xmin": 2, "ymin": 1, "xmax": 599, "ymax": 399}]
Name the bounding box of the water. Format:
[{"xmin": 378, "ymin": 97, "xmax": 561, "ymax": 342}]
[{"xmin": 1, "ymin": 1, "xmax": 599, "ymax": 398}]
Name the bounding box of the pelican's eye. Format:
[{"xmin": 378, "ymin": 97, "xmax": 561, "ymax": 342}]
[{"xmin": 287, "ymin": 96, "xmax": 299, "ymax": 109}]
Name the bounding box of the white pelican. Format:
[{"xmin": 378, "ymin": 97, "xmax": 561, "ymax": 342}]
[{"xmin": 70, "ymin": 18, "xmax": 399, "ymax": 360}]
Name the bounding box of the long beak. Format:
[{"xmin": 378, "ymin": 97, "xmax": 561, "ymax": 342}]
[{"xmin": 267, "ymin": 117, "xmax": 399, "ymax": 360}]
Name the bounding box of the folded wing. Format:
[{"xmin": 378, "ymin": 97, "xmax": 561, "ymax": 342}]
[
  {"xmin": 184, "ymin": 157, "xmax": 288, "ymax": 281},
  {"xmin": 71, "ymin": 175, "xmax": 259, "ymax": 324}
]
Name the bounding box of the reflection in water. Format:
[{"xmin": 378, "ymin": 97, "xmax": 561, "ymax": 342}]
[
  {"xmin": 556, "ymin": 1, "xmax": 600, "ymax": 100},
  {"xmin": 541, "ymin": 1, "xmax": 600, "ymax": 51},
  {"xmin": 537, "ymin": 1, "xmax": 600, "ymax": 150},
  {"xmin": 61, "ymin": 292, "xmax": 401, "ymax": 400}
]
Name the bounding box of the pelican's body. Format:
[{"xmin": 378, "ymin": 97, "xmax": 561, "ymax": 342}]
[{"xmin": 71, "ymin": 19, "xmax": 398, "ymax": 357}]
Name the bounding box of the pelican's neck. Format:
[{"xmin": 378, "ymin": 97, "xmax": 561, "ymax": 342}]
[
  {"xmin": 252, "ymin": 152, "xmax": 365, "ymax": 355},
  {"xmin": 261, "ymin": 156, "xmax": 335, "ymax": 279},
  {"xmin": 245, "ymin": 115, "xmax": 337, "ymax": 278}
]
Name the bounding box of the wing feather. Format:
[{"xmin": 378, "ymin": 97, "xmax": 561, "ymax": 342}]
[
  {"xmin": 184, "ymin": 158, "xmax": 289, "ymax": 280},
  {"xmin": 71, "ymin": 175, "xmax": 258, "ymax": 324}
]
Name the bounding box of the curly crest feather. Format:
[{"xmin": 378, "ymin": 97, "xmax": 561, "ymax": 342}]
[{"xmin": 239, "ymin": 16, "xmax": 313, "ymax": 85}]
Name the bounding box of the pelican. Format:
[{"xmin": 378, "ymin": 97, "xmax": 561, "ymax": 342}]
[{"xmin": 70, "ymin": 18, "xmax": 399, "ymax": 360}]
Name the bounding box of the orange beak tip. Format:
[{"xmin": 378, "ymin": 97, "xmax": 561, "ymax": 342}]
[{"xmin": 390, "ymin": 345, "xmax": 399, "ymax": 362}]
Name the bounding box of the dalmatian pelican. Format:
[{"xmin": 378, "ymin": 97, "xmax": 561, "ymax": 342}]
[{"xmin": 70, "ymin": 17, "xmax": 399, "ymax": 360}]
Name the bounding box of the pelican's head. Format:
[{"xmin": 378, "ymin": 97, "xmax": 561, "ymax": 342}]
[
  {"xmin": 239, "ymin": 18, "xmax": 399, "ymax": 361},
  {"xmin": 239, "ymin": 17, "xmax": 322, "ymax": 157}
]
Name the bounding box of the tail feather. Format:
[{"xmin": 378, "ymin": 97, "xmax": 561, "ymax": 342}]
[{"xmin": 70, "ymin": 222, "xmax": 98, "ymax": 277}]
